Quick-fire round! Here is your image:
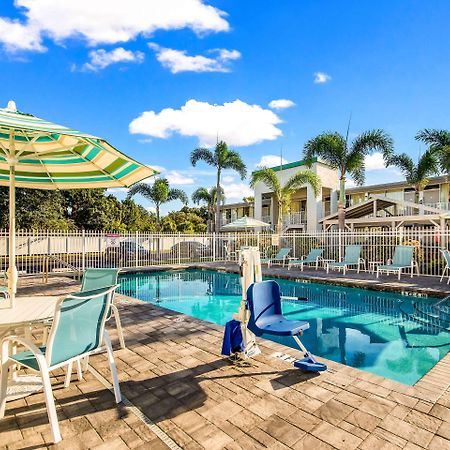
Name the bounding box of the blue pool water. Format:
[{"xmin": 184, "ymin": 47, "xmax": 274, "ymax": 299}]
[{"xmin": 118, "ymin": 269, "xmax": 450, "ymax": 385}]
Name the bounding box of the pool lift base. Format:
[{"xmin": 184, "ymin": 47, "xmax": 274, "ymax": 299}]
[{"xmin": 292, "ymin": 336, "xmax": 327, "ymax": 372}]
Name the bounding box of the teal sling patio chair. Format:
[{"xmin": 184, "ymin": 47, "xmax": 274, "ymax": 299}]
[
  {"xmin": 376, "ymin": 245, "xmax": 418, "ymax": 280},
  {"xmin": 81, "ymin": 268, "xmax": 125, "ymax": 349},
  {"xmin": 327, "ymin": 245, "xmax": 365, "ymax": 275},
  {"xmin": 261, "ymin": 247, "xmax": 291, "ymax": 268},
  {"xmin": 440, "ymin": 249, "xmax": 450, "ymax": 284},
  {"xmin": 288, "ymin": 248, "xmax": 324, "ymax": 271},
  {"xmin": 0, "ymin": 285, "xmax": 122, "ymax": 444}
]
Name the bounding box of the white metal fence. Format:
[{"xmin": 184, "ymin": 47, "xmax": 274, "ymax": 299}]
[{"xmin": 0, "ymin": 228, "xmax": 448, "ymax": 278}]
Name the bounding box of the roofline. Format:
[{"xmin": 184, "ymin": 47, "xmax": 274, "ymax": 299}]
[
  {"xmin": 220, "ymin": 201, "xmax": 254, "ymax": 209},
  {"xmin": 346, "ymin": 175, "xmax": 450, "ymax": 194},
  {"xmin": 251, "ymin": 157, "xmax": 334, "ymax": 174}
]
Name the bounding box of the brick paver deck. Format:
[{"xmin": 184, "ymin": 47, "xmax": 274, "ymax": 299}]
[{"xmin": 0, "ymin": 275, "xmax": 449, "ymax": 449}]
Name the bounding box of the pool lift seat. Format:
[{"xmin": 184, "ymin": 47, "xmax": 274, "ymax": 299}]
[{"xmin": 246, "ymin": 280, "xmax": 327, "ymax": 372}]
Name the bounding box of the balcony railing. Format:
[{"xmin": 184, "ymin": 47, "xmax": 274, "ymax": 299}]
[
  {"xmin": 282, "ymin": 211, "xmax": 306, "ymax": 226},
  {"xmin": 261, "ymin": 215, "xmax": 272, "ymax": 224}
]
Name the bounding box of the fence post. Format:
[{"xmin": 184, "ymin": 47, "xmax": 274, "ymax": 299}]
[
  {"xmin": 135, "ymin": 231, "xmax": 139, "ymax": 268},
  {"xmin": 82, "ymin": 229, "xmax": 86, "ymax": 272},
  {"xmin": 212, "ymin": 232, "xmax": 216, "ymax": 262},
  {"xmin": 293, "ymin": 229, "xmax": 296, "ymax": 257},
  {"xmin": 338, "ymin": 229, "xmax": 342, "ymax": 262}
]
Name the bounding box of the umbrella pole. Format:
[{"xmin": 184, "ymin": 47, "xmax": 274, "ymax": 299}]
[{"xmin": 7, "ymin": 157, "xmax": 17, "ymax": 307}]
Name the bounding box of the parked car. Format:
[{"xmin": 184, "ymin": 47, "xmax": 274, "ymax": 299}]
[
  {"xmin": 105, "ymin": 241, "xmax": 150, "ymax": 261},
  {"xmin": 169, "ymin": 241, "xmax": 212, "ymax": 259}
]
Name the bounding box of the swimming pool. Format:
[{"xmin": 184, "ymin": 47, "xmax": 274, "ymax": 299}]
[{"xmin": 118, "ymin": 269, "xmax": 450, "ymax": 385}]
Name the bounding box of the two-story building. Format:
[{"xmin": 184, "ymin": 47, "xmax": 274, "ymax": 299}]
[{"xmin": 220, "ymin": 158, "xmax": 450, "ymax": 232}]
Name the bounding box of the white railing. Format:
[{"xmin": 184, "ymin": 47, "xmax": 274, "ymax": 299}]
[
  {"xmin": 0, "ymin": 227, "xmax": 449, "ymax": 278},
  {"xmin": 261, "ymin": 215, "xmax": 272, "ymax": 224},
  {"xmin": 283, "ymin": 211, "xmax": 306, "ymax": 226}
]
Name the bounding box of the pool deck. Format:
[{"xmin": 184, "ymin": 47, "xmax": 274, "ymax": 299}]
[{"xmin": 1, "ymin": 276, "xmax": 449, "ymax": 450}]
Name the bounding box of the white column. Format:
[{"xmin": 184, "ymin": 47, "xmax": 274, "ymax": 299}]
[
  {"xmin": 307, "ymin": 186, "xmax": 323, "ymax": 232},
  {"xmin": 330, "ymin": 190, "xmax": 338, "ymax": 214},
  {"xmin": 254, "ymin": 193, "xmax": 262, "ymax": 220}
]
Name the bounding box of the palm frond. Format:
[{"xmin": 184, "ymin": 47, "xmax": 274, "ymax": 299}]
[
  {"xmin": 349, "ymin": 129, "xmax": 394, "ymax": 161},
  {"xmin": 303, "ymin": 132, "xmax": 346, "ymax": 169},
  {"xmin": 127, "ymin": 183, "xmax": 155, "ymax": 201},
  {"xmin": 250, "ymin": 168, "xmax": 281, "ymax": 193},
  {"xmin": 190, "ymin": 147, "xmax": 215, "ymax": 167},
  {"xmin": 282, "ymin": 170, "xmax": 321, "ymax": 197},
  {"xmin": 168, "ymin": 188, "xmax": 188, "ymax": 205},
  {"xmin": 191, "ymin": 187, "xmax": 211, "ymax": 205},
  {"xmin": 416, "ymin": 149, "xmax": 440, "ymax": 181},
  {"xmin": 416, "ymin": 129, "xmax": 450, "ymax": 147},
  {"xmin": 386, "ymin": 153, "xmax": 415, "ymax": 183},
  {"xmin": 222, "ymin": 150, "xmax": 247, "ymax": 179}
]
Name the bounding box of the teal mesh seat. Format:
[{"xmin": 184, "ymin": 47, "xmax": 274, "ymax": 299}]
[
  {"xmin": 288, "ymin": 248, "xmax": 323, "ymax": 270},
  {"xmin": 440, "ymin": 250, "xmax": 450, "ymax": 284},
  {"xmin": 377, "ymin": 245, "xmax": 417, "ymax": 280},
  {"xmin": 1, "ymin": 286, "xmax": 121, "ymax": 444},
  {"xmin": 261, "ymin": 248, "xmax": 291, "ymax": 267},
  {"xmin": 327, "ymin": 245, "xmax": 364, "ymax": 275}
]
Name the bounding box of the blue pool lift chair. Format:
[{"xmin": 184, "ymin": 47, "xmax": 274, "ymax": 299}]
[
  {"xmin": 0, "ymin": 285, "xmax": 122, "ymax": 444},
  {"xmin": 246, "ymin": 280, "xmax": 327, "ymax": 372}
]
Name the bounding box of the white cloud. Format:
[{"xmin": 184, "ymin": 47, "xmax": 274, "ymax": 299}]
[
  {"xmin": 223, "ymin": 183, "xmax": 253, "ymax": 201},
  {"xmin": 145, "ymin": 206, "xmax": 156, "ymax": 214},
  {"xmin": 150, "ymin": 43, "xmax": 240, "ymax": 73},
  {"xmin": 129, "ymin": 99, "xmax": 283, "ymax": 147},
  {"xmin": 0, "ymin": 0, "xmax": 229, "ymax": 52},
  {"xmin": 256, "ymin": 155, "xmax": 288, "ymax": 168},
  {"xmin": 314, "ymin": 72, "xmax": 331, "ymax": 84},
  {"xmin": 222, "ymin": 175, "xmax": 235, "ymax": 183},
  {"xmin": 151, "ymin": 165, "xmax": 166, "ymax": 173},
  {"xmin": 364, "ymin": 152, "xmax": 386, "ymax": 171},
  {"xmin": 268, "ymin": 99, "xmax": 295, "ymax": 110},
  {"xmin": 81, "ymin": 47, "xmax": 144, "ymax": 71},
  {"xmin": 166, "ymin": 171, "xmax": 195, "ymax": 185}
]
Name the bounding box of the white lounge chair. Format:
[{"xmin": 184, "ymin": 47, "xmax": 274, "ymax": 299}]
[
  {"xmin": 261, "ymin": 247, "xmax": 291, "ymax": 268},
  {"xmin": 377, "ymin": 245, "xmax": 418, "ymax": 280},
  {"xmin": 288, "ymin": 249, "xmax": 324, "ymax": 270},
  {"xmin": 327, "ymin": 245, "xmax": 365, "ymax": 275}
]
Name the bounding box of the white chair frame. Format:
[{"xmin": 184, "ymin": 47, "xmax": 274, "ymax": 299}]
[
  {"xmin": 0, "ymin": 286, "xmax": 121, "ymax": 444},
  {"xmin": 439, "ymin": 250, "xmax": 450, "ymax": 284}
]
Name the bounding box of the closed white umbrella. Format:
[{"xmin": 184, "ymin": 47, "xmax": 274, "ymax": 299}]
[{"xmin": 222, "ymin": 216, "xmax": 270, "ymax": 230}]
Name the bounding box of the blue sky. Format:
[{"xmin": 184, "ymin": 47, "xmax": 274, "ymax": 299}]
[{"xmin": 1, "ymin": 0, "xmax": 449, "ymax": 213}]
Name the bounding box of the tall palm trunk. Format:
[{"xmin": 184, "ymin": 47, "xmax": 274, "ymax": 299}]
[
  {"xmin": 276, "ymin": 200, "xmax": 283, "ymax": 233},
  {"xmin": 338, "ymin": 176, "xmax": 346, "ymax": 230},
  {"xmin": 215, "ymin": 168, "xmax": 221, "ymax": 232}
]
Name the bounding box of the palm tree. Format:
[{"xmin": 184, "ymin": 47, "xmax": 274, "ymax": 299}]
[
  {"xmin": 250, "ymin": 167, "xmax": 321, "ymax": 232},
  {"xmin": 190, "ymin": 141, "xmax": 247, "ymax": 232},
  {"xmin": 192, "ymin": 186, "xmax": 224, "ymax": 232},
  {"xmin": 384, "ymin": 150, "xmax": 440, "ymax": 204},
  {"xmin": 303, "ymin": 130, "xmax": 394, "ymax": 229},
  {"xmin": 127, "ymin": 178, "xmax": 188, "ymax": 231},
  {"xmin": 416, "ymin": 129, "xmax": 450, "ymax": 173}
]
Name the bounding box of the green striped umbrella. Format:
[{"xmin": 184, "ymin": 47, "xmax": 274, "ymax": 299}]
[{"xmin": 0, "ymin": 101, "xmax": 157, "ymax": 306}]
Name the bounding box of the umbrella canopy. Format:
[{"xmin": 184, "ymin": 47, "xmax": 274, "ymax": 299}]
[
  {"xmin": 222, "ymin": 216, "xmax": 271, "ymax": 229},
  {"xmin": 0, "ymin": 101, "xmax": 157, "ymax": 306}
]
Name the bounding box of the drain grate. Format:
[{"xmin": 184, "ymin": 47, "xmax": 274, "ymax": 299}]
[{"xmin": 88, "ymin": 365, "xmax": 183, "ymax": 450}]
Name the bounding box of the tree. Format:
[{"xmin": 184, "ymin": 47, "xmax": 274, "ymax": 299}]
[
  {"xmin": 416, "ymin": 129, "xmax": 450, "ymax": 174},
  {"xmin": 303, "ymin": 130, "xmax": 394, "ymax": 229},
  {"xmin": 250, "ymin": 167, "xmax": 321, "ymax": 232},
  {"xmin": 192, "ymin": 186, "xmax": 224, "ymax": 231},
  {"xmin": 190, "ymin": 141, "xmax": 246, "ymax": 232},
  {"xmin": 127, "ymin": 178, "xmax": 188, "ymax": 230},
  {"xmin": 384, "ymin": 149, "xmax": 440, "ymax": 204}
]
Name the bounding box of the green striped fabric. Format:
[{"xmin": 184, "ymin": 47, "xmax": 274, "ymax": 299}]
[{"xmin": 0, "ymin": 105, "xmax": 157, "ymax": 189}]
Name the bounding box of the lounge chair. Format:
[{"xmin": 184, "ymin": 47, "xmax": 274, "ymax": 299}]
[
  {"xmin": 261, "ymin": 247, "xmax": 291, "ymax": 268},
  {"xmin": 81, "ymin": 268, "xmax": 125, "ymax": 349},
  {"xmin": 288, "ymin": 249, "xmax": 324, "ymax": 271},
  {"xmin": 246, "ymin": 280, "xmax": 326, "ymax": 372},
  {"xmin": 377, "ymin": 245, "xmax": 418, "ymax": 280},
  {"xmin": 0, "ymin": 285, "xmax": 122, "ymax": 444},
  {"xmin": 327, "ymin": 245, "xmax": 365, "ymax": 275},
  {"xmin": 440, "ymin": 249, "xmax": 450, "ymax": 284}
]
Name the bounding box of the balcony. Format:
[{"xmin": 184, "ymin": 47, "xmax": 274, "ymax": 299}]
[{"xmin": 282, "ymin": 211, "xmax": 306, "ymax": 227}]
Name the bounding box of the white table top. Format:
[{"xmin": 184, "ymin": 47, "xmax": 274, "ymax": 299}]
[{"xmin": 0, "ymin": 296, "xmax": 60, "ymax": 328}]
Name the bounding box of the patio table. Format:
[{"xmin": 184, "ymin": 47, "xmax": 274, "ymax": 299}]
[{"xmin": 0, "ymin": 295, "xmax": 59, "ymax": 401}]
